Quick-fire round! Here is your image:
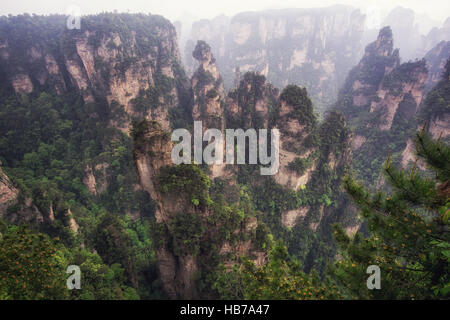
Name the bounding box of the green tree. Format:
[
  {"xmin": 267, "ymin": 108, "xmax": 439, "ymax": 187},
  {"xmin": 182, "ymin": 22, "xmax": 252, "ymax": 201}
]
[
  {"xmin": 330, "ymin": 129, "xmax": 450, "ymax": 299},
  {"xmin": 0, "ymin": 225, "xmax": 67, "ymax": 299},
  {"xmin": 214, "ymin": 241, "xmax": 343, "ymax": 300}
]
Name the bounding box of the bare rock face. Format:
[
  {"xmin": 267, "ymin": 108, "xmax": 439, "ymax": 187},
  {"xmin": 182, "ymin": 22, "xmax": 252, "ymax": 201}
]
[
  {"xmin": 0, "ymin": 167, "xmax": 43, "ymax": 224},
  {"xmin": 352, "ymin": 135, "xmax": 366, "ymax": 150},
  {"xmin": 81, "ymin": 162, "xmax": 109, "ymax": 197},
  {"xmin": 418, "ymin": 58, "xmax": 450, "ymax": 140},
  {"xmin": 0, "ymin": 14, "xmax": 190, "ymax": 206},
  {"xmin": 424, "ymin": 41, "xmax": 450, "ymax": 90},
  {"xmin": 132, "ymin": 119, "xmax": 267, "ymax": 298},
  {"xmin": 337, "ymin": 26, "xmax": 428, "ymax": 136},
  {"xmin": 401, "ymin": 138, "xmax": 418, "ymax": 168},
  {"xmin": 83, "ymin": 165, "xmax": 98, "ymax": 196},
  {"xmin": 370, "ymin": 62, "xmax": 427, "ymax": 131},
  {"xmin": 0, "ymin": 14, "xmax": 190, "ymax": 291},
  {"xmin": 401, "ymin": 53, "xmax": 450, "ymax": 168},
  {"xmin": 133, "ymin": 121, "xmax": 175, "ymax": 223},
  {"xmin": 191, "ymin": 41, "xmax": 229, "ymax": 178},
  {"xmin": 67, "ymin": 27, "xmax": 180, "ymax": 132},
  {"xmin": 192, "ymin": 41, "xmax": 219, "ymax": 76},
  {"xmin": 282, "ymin": 207, "xmax": 308, "ymax": 228},
  {"xmin": 379, "ymin": 7, "xmax": 450, "ymax": 62},
  {"xmin": 66, "ymin": 209, "xmax": 79, "ymax": 234},
  {"xmin": 0, "ymin": 167, "xmax": 19, "ymax": 217},
  {"xmin": 341, "ymin": 27, "xmax": 448, "ymax": 138},
  {"xmin": 182, "ymin": 15, "xmax": 230, "ymax": 75},
  {"xmin": 0, "ymin": 13, "xmax": 371, "ymax": 298},
  {"xmin": 11, "ymin": 74, "xmax": 33, "ymax": 94},
  {"xmin": 381, "ymin": 8, "xmax": 417, "ymax": 56},
  {"xmin": 191, "ymin": 41, "xmax": 225, "ymax": 130}
]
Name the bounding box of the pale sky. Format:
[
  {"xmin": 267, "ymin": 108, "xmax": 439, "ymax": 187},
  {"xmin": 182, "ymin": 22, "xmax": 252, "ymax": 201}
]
[{"xmin": 1, "ymin": 0, "xmax": 449, "ymax": 24}]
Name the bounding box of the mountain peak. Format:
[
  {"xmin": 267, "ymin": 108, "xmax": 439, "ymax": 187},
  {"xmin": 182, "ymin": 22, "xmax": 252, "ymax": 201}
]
[
  {"xmin": 367, "ymin": 26, "xmax": 395, "ymax": 57},
  {"xmin": 192, "ymin": 40, "xmax": 214, "ymax": 64}
]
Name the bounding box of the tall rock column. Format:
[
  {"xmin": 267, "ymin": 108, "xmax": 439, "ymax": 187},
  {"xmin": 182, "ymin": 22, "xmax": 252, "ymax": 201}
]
[{"xmin": 191, "ymin": 40, "xmax": 228, "ymax": 178}]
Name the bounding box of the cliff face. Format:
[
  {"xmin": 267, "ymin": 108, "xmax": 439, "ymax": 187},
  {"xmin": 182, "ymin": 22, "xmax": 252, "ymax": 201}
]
[
  {"xmin": 371, "ymin": 61, "xmax": 427, "ymax": 131},
  {"xmin": 418, "ymin": 58, "xmax": 450, "ymax": 140},
  {"xmin": 337, "ymin": 26, "xmax": 429, "ymax": 134},
  {"xmin": 338, "ymin": 27, "xmax": 400, "ymax": 116},
  {"xmin": 424, "ymin": 41, "xmax": 450, "ymax": 90},
  {"xmin": 399, "ymin": 45, "xmax": 450, "ymax": 168},
  {"xmin": 183, "ymin": 6, "xmax": 366, "ymax": 113},
  {"xmin": 0, "ymin": 166, "xmax": 19, "ymax": 217},
  {"xmin": 191, "ymin": 41, "xmax": 224, "ymax": 126},
  {"xmin": 0, "ymin": 14, "xmax": 188, "ymax": 132},
  {"xmin": 190, "ymin": 41, "xmax": 230, "ymax": 178}
]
